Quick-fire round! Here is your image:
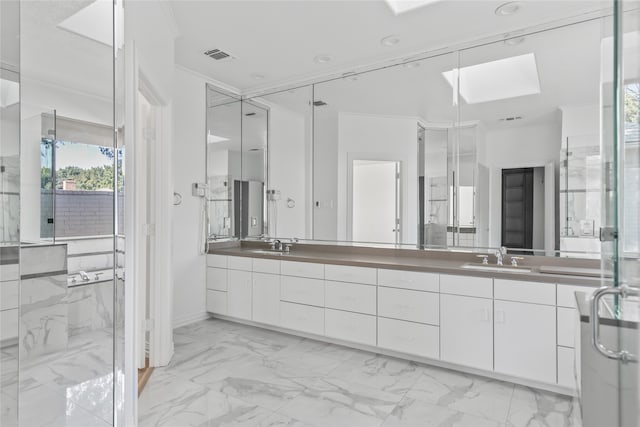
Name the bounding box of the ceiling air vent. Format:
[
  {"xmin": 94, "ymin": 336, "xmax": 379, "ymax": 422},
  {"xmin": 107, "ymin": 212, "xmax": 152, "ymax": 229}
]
[
  {"xmin": 204, "ymin": 48, "xmax": 234, "ymax": 61},
  {"xmin": 313, "ymin": 100, "xmax": 328, "ymax": 107},
  {"xmin": 499, "ymin": 116, "xmax": 523, "ymax": 122},
  {"xmin": 245, "ymin": 112, "xmax": 256, "ymax": 117}
]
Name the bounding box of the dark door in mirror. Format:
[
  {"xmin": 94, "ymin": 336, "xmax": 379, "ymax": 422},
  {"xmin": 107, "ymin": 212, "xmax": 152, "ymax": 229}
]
[{"xmin": 501, "ymin": 168, "xmax": 534, "ymax": 250}]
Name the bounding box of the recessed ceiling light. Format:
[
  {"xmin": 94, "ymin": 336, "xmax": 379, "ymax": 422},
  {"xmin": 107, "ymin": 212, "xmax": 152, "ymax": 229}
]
[
  {"xmin": 251, "ymin": 73, "xmax": 265, "ymax": 80},
  {"xmin": 314, "ymin": 55, "xmax": 332, "ymax": 64},
  {"xmin": 385, "ymin": 0, "xmax": 441, "ymax": 15},
  {"xmin": 495, "ymin": 2, "xmax": 522, "ymax": 16},
  {"xmin": 442, "ymin": 53, "xmax": 541, "ymax": 104},
  {"xmin": 342, "ymin": 72, "xmax": 359, "ymax": 81},
  {"xmin": 403, "ymin": 61, "xmax": 421, "ymax": 68},
  {"xmin": 381, "ymin": 35, "xmax": 401, "ymax": 47}
]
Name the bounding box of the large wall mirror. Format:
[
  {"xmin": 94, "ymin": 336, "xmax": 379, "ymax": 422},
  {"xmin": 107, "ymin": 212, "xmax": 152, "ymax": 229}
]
[{"xmin": 206, "ymin": 11, "xmax": 630, "ymax": 258}]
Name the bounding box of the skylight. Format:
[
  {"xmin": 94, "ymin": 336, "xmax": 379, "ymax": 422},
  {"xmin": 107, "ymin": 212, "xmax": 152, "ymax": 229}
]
[
  {"xmin": 385, "ymin": 0, "xmax": 441, "ymax": 15},
  {"xmin": 57, "ymin": 0, "xmax": 114, "ymax": 47},
  {"xmin": 442, "ymin": 53, "xmax": 541, "ymax": 104},
  {"xmin": 0, "ymin": 78, "xmax": 19, "ymax": 108},
  {"xmin": 207, "ymin": 132, "xmax": 230, "ymax": 144}
]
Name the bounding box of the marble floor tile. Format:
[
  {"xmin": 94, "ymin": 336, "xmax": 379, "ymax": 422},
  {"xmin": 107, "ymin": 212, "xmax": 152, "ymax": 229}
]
[
  {"xmin": 258, "ymin": 412, "xmax": 315, "ymax": 427},
  {"xmin": 278, "ymin": 377, "xmax": 402, "ymax": 427},
  {"xmin": 382, "ymin": 397, "xmax": 504, "ymax": 427},
  {"xmin": 328, "ymin": 352, "xmax": 424, "ymax": 396},
  {"xmin": 1, "ymin": 391, "xmax": 17, "ymax": 427},
  {"xmin": 19, "ymin": 384, "xmax": 110, "ymax": 427},
  {"xmin": 406, "ymin": 366, "xmax": 514, "ymax": 423},
  {"xmin": 139, "ymin": 375, "xmax": 272, "ymax": 427},
  {"xmin": 506, "ymin": 386, "xmax": 580, "ymax": 427}
]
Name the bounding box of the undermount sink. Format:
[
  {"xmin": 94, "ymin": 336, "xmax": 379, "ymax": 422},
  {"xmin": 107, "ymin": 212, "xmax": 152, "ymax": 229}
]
[
  {"xmin": 247, "ymin": 249, "xmax": 286, "ymax": 256},
  {"xmin": 461, "ymin": 263, "xmax": 532, "ymax": 274}
]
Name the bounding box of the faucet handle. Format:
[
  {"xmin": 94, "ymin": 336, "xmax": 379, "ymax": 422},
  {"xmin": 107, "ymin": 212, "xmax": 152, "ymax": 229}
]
[
  {"xmin": 476, "ymin": 254, "xmax": 489, "ymax": 265},
  {"xmin": 285, "ymin": 244, "xmax": 292, "ymax": 253},
  {"xmin": 510, "ymin": 256, "xmax": 525, "ymax": 267}
]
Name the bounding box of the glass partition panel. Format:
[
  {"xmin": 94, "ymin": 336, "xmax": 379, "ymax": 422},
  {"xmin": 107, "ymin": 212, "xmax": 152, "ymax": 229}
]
[
  {"xmin": 240, "ymin": 100, "xmax": 268, "ymax": 239},
  {"xmin": 458, "ymin": 17, "xmax": 611, "ymax": 257},
  {"xmin": 251, "ymin": 86, "xmax": 313, "ymax": 241},
  {"xmin": 206, "ymin": 85, "xmax": 242, "ymax": 240},
  {"xmin": 312, "ymin": 52, "xmax": 458, "ymax": 246},
  {"xmin": 19, "ymin": 1, "xmax": 116, "ymax": 425}
]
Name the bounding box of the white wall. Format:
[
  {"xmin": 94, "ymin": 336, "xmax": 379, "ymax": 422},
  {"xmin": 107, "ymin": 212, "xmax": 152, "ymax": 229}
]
[
  {"xmin": 483, "ymin": 121, "xmax": 562, "ymax": 248},
  {"xmin": 171, "ymin": 67, "xmax": 209, "ymax": 327},
  {"xmin": 268, "ymin": 104, "xmax": 307, "ymax": 239},
  {"xmin": 337, "ymin": 113, "xmax": 418, "ymax": 245}
]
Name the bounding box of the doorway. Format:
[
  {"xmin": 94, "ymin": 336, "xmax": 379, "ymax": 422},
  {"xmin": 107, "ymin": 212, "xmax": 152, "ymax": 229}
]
[
  {"xmin": 501, "ymin": 167, "xmax": 534, "ymax": 250},
  {"xmin": 351, "ymin": 159, "xmax": 401, "ymax": 244}
]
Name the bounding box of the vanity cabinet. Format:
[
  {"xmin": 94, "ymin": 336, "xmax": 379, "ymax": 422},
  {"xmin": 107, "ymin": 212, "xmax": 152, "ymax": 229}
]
[
  {"xmin": 227, "ymin": 269, "xmax": 252, "ymax": 320},
  {"xmin": 440, "ymin": 294, "xmax": 493, "ymax": 371},
  {"xmin": 206, "ymin": 253, "xmax": 595, "ymax": 394},
  {"xmin": 494, "ymin": 300, "xmax": 556, "ymax": 384}
]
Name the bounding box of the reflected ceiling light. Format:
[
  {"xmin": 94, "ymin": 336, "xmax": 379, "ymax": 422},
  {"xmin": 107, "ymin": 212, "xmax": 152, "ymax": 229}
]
[
  {"xmin": 207, "ymin": 131, "xmax": 230, "ymax": 144},
  {"xmin": 342, "ymin": 72, "xmax": 359, "ymax": 81},
  {"xmin": 385, "ymin": 0, "xmax": 441, "ymax": 15},
  {"xmin": 381, "ymin": 35, "xmax": 401, "ymax": 46},
  {"xmin": 0, "ymin": 78, "xmax": 19, "ymax": 108},
  {"xmin": 57, "ymin": 0, "xmax": 114, "ymax": 47},
  {"xmin": 403, "ymin": 61, "xmax": 421, "ymax": 68},
  {"xmin": 251, "ymin": 73, "xmax": 265, "ymax": 80},
  {"xmin": 442, "ymin": 53, "xmax": 541, "ymax": 104},
  {"xmin": 314, "ymin": 55, "xmax": 332, "ymax": 64},
  {"xmin": 495, "ymin": 2, "xmax": 522, "ymax": 16},
  {"xmin": 504, "ymin": 36, "xmax": 526, "ymax": 46}
]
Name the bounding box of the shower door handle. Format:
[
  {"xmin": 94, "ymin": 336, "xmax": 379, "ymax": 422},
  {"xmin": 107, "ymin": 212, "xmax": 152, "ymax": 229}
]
[{"xmin": 590, "ymin": 284, "xmax": 639, "ymax": 363}]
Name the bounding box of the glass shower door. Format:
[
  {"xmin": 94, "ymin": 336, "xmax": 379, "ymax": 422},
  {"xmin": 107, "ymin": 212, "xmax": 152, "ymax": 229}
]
[{"xmin": 421, "ymin": 128, "xmax": 449, "ymax": 249}]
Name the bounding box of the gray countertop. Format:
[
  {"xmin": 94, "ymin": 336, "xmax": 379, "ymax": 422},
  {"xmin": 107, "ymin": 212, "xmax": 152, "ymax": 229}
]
[{"xmin": 209, "ymin": 241, "xmax": 609, "ymax": 288}]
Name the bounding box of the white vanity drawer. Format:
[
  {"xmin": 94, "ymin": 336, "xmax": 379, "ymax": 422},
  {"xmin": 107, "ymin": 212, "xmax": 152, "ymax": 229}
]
[
  {"xmin": 206, "ymin": 290, "xmax": 227, "ymax": 315},
  {"xmin": 0, "ymin": 309, "xmax": 18, "ymax": 341},
  {"xmin": 281, "ymin": 261, "xmax": 324, "ymax": 279},
  {"xmin": 377, "ymin": 317, "xmax": 439, "ymax": 359},
  {"xmin": 325, "ymin": 308, "xmax": 376, "ymax": 346},
  {"xmin": 252, "ymin": 258, "xmax": 280, "ymax": 275},
  {"xmin": 378, "ymin": 287, "xmax": 439, "ymax": 325},
  {"xmin": 558, "ymin": 284, "xmax": 593, "ymax": 308},
  {"xmin": 378, "ymin": 269, "xmax": 439, "ymax": 292},
  {"xmin": 325, "ymin": 281, "xmax": 376, "ymax": 315},
  {"xmin": 207, "ymin": 254, "xmax": 227, "ymax": 268},
  {"xmin": 324, "ymin": 264, "xmax": 376, "ymax": 285},
  {"xmin": 0, "ymin": 264, "xmax": 19, "ymax": 282},
  {"xmin": 207, "ymin": 267, "xmax": 228, "ymax": 291},
  {"xmin": 557, "ymin": 346, "xmax": 577, "ymax": 390},
  {"xmin": 0, "ymin": 281, "xmax": 19, "ymax": 311},
  {"xmin": 280, "ymin": 302, "xmax": 324, "ymax": 335},
  {"xmin": 494, "ymin": 279, "xmax": 556, "ymax": 306},
  {"xmin": 440, "ymin": 274, "xmax": 492, "ymax": 298},
  {"xmin": 280, "ymin": 276, "xmax": 324, "ymax": 307},
  {"xmin": 557, "ymin": 307, "xmax": 577, "ymax": 348},
  {"xmin": 227, "ymin": 256, "xmax": 252, "ymax": 271}
]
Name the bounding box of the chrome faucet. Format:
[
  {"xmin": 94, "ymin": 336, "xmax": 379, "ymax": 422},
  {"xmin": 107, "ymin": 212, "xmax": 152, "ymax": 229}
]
[
  {"xmin": 495, "ymin": 247, "xmax": 507, "ymax": 266},
  {"xmin": 270, "ymin": 239, "xmax": 283, "ymax": 251},
  {"xmin": 78, "ymin": 271, "xmax": 90, "ymax": 281}
]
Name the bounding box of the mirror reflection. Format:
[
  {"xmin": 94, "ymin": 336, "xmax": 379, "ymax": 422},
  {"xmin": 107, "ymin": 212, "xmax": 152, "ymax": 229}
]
[{"xmin": 206, "ymin": 14, "xmax": 618, "ymax": 258}]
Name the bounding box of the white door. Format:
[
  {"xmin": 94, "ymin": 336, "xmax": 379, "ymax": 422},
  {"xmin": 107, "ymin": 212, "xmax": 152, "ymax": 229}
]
[
  {"xmin": 440, "ymin": 294, "xmax": 493, "ymax": 370},
  {"xmin": 351, "ymin": 160, "xmax": 400, "ymax": 244},
  {"xmin": 494, "ymin": 300, "xmax": 556, "ymax": 383}
]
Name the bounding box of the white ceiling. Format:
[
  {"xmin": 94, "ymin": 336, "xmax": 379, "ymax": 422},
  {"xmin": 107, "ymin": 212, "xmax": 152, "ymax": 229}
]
[{"xmin": 170, "ymin": 0, "xmax": 612, "ymax": 94}]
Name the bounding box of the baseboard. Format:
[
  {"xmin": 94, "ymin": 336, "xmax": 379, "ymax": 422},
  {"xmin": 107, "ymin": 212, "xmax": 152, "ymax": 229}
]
[{"xmin": 173, "ymin": 311, "xmax": 209, "ymax": 329}]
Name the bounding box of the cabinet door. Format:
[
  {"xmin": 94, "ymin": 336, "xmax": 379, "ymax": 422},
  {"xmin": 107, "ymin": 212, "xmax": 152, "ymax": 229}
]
[
  {"xmin": 227, "ymin": 270, "xmax": 252, "ymax": 320},
  {"xmin": 206, "ymin": 290, "xmax": 227, "ymax": 315},
  {"xmin": 440, "ymin": 294, "xmax": 493, "ymax": 371},
  {"xmin": 253, "ymin": 273, "xmax": 280, "ymax": 325},
  {"xmin": 495, "ymin": 300, "xmax": 556, "ymax": 384}
]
